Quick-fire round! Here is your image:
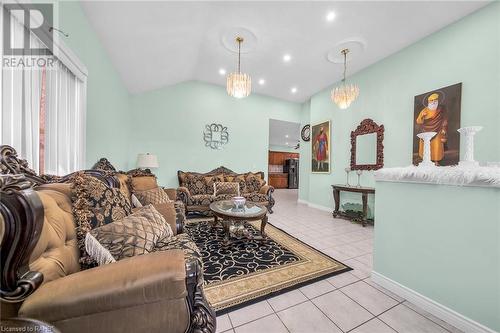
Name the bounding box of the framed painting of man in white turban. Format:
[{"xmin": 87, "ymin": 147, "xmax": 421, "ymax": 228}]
[
  {"xmin": 413, "ymin": 83, "xmax": 462, "ymax": 166},
  {"xmin": 311, "ymin": 120, "xmax": 331, "ymax": 173}
]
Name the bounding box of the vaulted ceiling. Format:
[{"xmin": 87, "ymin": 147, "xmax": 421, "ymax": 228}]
[{"xmin": 80, "ymin": 1, "xmax": 488, "ymax": 103}]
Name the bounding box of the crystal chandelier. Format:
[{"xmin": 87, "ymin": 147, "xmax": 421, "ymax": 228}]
[
  {"xmin": 227, "ymin": 37, "xmax": 251, "ymax": 98},
  {"xmin": 331, "ymin": 48, "xmax": 359, "ymax": 109}
]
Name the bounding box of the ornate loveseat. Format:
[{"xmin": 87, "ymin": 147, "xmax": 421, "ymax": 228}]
[
  {"xmin": 177, "ymin": 166, "xmax": 275, "ymax": 216},
  {"xmin": 0, "ymin": 146, "xmax": 215, "ymax": 333}
]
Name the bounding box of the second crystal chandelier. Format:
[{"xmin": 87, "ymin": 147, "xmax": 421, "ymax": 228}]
[
  {"xmin": 331, "ymin": 48, "xmax": 359, "ymax": 109},
  {"xmin": 227, "ymin": 37, "xmax": 251, "ymax": 98}
]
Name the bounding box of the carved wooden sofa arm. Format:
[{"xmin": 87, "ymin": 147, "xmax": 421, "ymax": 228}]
[
  {"xmin": 259, "ymin": 185, "xmax": 275, "ymax": 214},
  {"xmin": 176, "ymin": 187, "xmax": 192, "ymax": 213}
]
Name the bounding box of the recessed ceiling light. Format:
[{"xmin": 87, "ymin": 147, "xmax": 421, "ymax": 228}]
[
  {"xmin": 286, "ymin": 142, "xmax": 289, "ymax": 145},
  {"xmin": 219, "ymin": 68, "xmax": 226, "ymax": 75},
  {"xmin": 326, "ymin": 11, "xmax": 336, "ymax": 22},
  {"xmin": 283, "ymin": 54, "xmax": 292, "ymax": 62},
  {"xmin": 285, "ymin": 134, "xmax": 289, "ymax": 138},
  {"xmin": 291, "ymin": 87, "xmax": 297, "ymax": 94},
  {"xmin": 258, "ymin": 79, "xmax": 265, "ymax": 85}
]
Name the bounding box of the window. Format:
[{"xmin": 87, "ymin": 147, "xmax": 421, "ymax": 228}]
[{"xmin": 1, "ymin": 5, "xmax": 87, "ymax": 175}]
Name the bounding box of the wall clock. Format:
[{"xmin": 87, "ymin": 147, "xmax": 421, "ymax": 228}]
[{"xmin": 301, "ymin": 124, "xmax": 311, "ymax": 141}]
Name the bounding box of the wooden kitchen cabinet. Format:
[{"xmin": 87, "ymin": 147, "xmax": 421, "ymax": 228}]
[
  {"xmin": 269, "ymin": 151, "xmax": 298, "ymax": 165},
  {"xmin": 269, "ymin": 173, "xmax": 288, "ymax": 189}
]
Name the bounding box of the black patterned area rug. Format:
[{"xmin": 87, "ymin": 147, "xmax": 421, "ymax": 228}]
[{"xmin": 184, "ymin": 219, "xmax": 351, "ymax": 313}]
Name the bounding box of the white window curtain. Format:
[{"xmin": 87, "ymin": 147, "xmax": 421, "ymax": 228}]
[{"xmin": 1, "ymin": 6, "xmax": 87, "ymax": 175}]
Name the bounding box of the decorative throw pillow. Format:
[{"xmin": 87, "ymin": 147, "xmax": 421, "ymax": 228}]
[
  {"xmin": 134, "ymin": 186, "xmax": 172, "ymax": 205},
  {"xmin": 225, "ymin": 174, "xmax": 247, "ymax": 193},
  {"xmin": 184, "ymin": 174, "xmax": 207, "ymax": 195},
  {"xmin": 87, "ymin": 205, "xmax": 173, "ymax": 261},
  {"xmin": 71, "ymin": 172, "xmax": 132, "ymax": 266},
  {"xmin": 214, "ymin": 182, "xmax": 240, "ymax": 196},
  {"xmin": 204, "ymin": 174, "xmax": 224, "ymax": 192},
  {"xmin": 115, "ymin": 173, "xmax": 132, "ymax": 205},
  {"xmin": 85, "ymin": 233, "xmax": 117, "ymax": 266},
  {"xmin": 151, "ymin": 202, "xmax": 178, "ymax": 235},
  {"xmin": 245, "ymin": 173, "xmax": 265, "ymax": 193},
  {"xmin": 131, "ymin": 193, "xmax": 143, "ymax": 208},
  {"xmin": 130, "ymin": 175, "xmax": 158, "ymax": 192}
]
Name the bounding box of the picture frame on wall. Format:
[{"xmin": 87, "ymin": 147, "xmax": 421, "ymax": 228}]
[
  {"xmin": 412, "ymin": 83, "xmax": 462, "ymax": 166},
  {"xmin": 311, "ymin": 120, "xmax": 331, "ymax": 173}
]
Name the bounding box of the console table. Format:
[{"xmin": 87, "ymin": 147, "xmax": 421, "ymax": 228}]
[{"xmin": 331, "ymin": 184, "xmax": 375, "ymax": 226}]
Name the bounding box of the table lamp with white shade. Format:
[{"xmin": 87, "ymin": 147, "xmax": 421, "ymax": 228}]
[{"xmin": 136, "ymin": 153, "xmax": 159, "ymax": 170}]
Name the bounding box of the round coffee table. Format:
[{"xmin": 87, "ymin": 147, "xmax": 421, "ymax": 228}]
[{"xmin": 209, "ymin": 200, "xmax": 268, "ymax": 245}]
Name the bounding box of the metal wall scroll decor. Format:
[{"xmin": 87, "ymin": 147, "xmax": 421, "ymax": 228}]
[{"xmin": 203, "ymin": 123, "xmax": 229, "ymax": 150}]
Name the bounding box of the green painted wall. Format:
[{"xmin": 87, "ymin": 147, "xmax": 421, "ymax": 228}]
[
  {"xmin": 298, "ymin": 101, "xmax": 311, "ymax": 201},
  {"xmin": 129, "ymin": 81, "xmax": 301, "ymax": 187},
  {"xmin": 58, "ymin": 1, "xmax": 131, "ymax": 170},
  {"xmin": 374, "ymin": 182, "xmax": 500, "ymax": 331},
  {"xmin": 299, "ymin": 3, "xmax": 500, "ymax": 212}
]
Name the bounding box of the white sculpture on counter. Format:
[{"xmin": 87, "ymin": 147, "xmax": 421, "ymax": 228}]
[
  {"xmin": 416, "ymin": 132, "xmax": 437, "ymax": 167},
  {"xmin": 457, "ymin": 126, "xmax": 482, "ymax": 167}
]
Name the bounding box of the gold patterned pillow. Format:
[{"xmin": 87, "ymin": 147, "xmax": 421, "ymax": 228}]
[
  {"xmin": 204, "ymin": 174, "xmax": 224, "ymax": 191},
  {"xmin": 225, "ymin": 174, "xmax": 247, "ymax": 193},
  {"xmin": 245, "ymin": 173, "xmax": 266, "ymax": 193},
  {"xmin": 87, "ymin": 205, "xmax": 173, "ymax": 261},
  {"xmin": 184, "ymin": 174, "xmax": 207, "ymax": 195},
  {"xmin": 71, "ymin": 172, "xmax": 132, "ymax": 267},
  {"xmin": 134, "ymin": 186, "xmax": 172, "ymax": 205},
  {"xmin": 214, "ymin": 182, "xmax": 240, "ymax": 196}
]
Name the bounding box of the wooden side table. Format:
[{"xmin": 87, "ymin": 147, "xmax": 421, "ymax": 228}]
[{"xmin": 331, "ymin": 184, "xmax": 375, "ymax": 226}]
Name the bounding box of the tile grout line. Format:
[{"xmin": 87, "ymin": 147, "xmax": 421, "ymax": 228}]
[{"xmin": 400, "ymin": 301, "xmax": 459, "ymax": 333}]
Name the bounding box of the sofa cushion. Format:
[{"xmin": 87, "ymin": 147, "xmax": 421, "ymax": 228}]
[
  {"xmin": 203, "ymin": 174, "xmax": 224, "ymax": 194},
  {"xmin": 245, "ymin": 173, "xmax": 266, "ymax": 193},
  {"xmin": 88, "ymin": 205, "xmax": 173, "ymax": 261},
  {"xmin": 135, "ymin": 186, "xmax": 173, "ymax": 205},
  {"xmin": 243, "ymin": 192, "xmax": 268, "ymax": 203},
  {"xmin": 71, "ymin": 172, "xmax": 132, "ymax": 266},
  {"xmin": 184, "ymin": 175, "xmax": 208, "ymax": 195},
  {"xmin": 30, "ymin": 185, "xmax": 81, "ymax": 284},
  {"xmin": 115, "ymin": 173, "xmax": 132, "ymax": 204},
  {"xmin": 214, "ymin": 182, "xmax": 239, "ymax": 196},
  {"xmin": 215, "ymin": 194, "xmax": 235, "ymax": 201},
  {"xmin": 131, "ymin": 175, "xmax": 158, "ymax": 192},
  {"xmin": 190, "ymin": 194, "xmax": 215, "ymax": 206},
  {"xmin": 152, "ymin": 202, "xmax": 179, "ymax": 235},
  {"xmin": 154, "ymin": 233, "xmax": 202, "ymax": 270},
  {"xmin": 224, "ymin": 174, "xmax": 247, "ymax": 193}
]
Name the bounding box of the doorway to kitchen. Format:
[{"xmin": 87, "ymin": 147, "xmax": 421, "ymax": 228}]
[{"xmin": 268, "ymin": 119, "xmax": 301, "ymax": 190}]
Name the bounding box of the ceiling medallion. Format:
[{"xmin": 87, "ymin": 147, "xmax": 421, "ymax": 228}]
[
  {"xmin": 227, "ymin": 37, "xmax": 251, "ymax": 99},
  {"xmin": 331, "ymin": 48, "xmax": 359, "ymax": 110}
]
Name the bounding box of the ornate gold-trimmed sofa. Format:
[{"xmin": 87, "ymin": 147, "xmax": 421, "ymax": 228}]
[
  {"xmin": 0, "ymin": 146, "xmax": 216, "ymax": 333},
  {"xmin": 176, "ymin": 166, "xmax": 275, "ymax": 215}
]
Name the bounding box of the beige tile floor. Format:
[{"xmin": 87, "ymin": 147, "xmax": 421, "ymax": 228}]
[{"xmin": 215, "ymin": 189, "xmax": 463, "ymax": 333}]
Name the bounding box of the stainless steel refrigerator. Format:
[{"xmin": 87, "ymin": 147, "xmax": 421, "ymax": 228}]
[{"xmin": 284, "ymin": 159, "xmax": 299, "ymax": 189}]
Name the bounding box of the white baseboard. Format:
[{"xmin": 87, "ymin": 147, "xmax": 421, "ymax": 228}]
[
  {"xmin": 371, "ymin": 271, "xmax": 498, "ymax": 333},
  {"xmin": 297, "ymin": 199, "xmax": 332, "ymax": 213}
]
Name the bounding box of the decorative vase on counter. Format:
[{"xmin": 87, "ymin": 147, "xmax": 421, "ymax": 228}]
[
  {"xmin": 416, "ymin": 132, "xmax": 437, "ymax": 167},
  {"xmin": 457, "ymin": 126, "xmax": 482, "ymax": 168}
]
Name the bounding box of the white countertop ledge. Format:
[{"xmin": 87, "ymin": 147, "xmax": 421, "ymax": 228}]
[{"xmin": 374, "ymin": 165, "xmax": 500, "ymax": 188}]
